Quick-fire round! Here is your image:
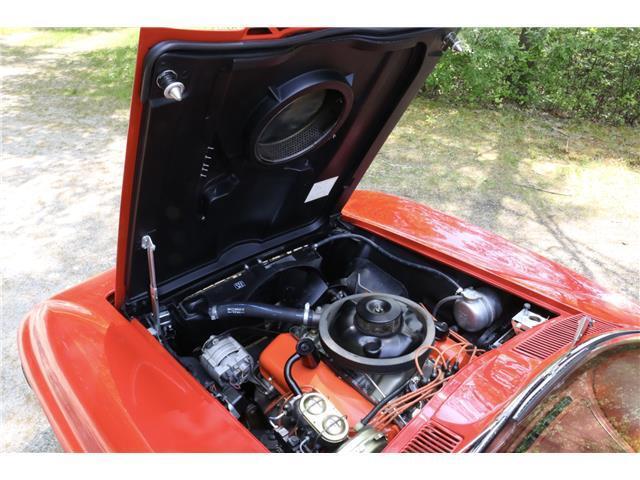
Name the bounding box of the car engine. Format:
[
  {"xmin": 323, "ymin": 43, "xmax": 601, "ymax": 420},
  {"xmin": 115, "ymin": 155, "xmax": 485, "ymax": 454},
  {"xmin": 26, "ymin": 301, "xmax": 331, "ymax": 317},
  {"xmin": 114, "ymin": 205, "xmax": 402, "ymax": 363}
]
[{"xmin": 148, "ymin": 227, "xmax": 554, "ymax": 452}]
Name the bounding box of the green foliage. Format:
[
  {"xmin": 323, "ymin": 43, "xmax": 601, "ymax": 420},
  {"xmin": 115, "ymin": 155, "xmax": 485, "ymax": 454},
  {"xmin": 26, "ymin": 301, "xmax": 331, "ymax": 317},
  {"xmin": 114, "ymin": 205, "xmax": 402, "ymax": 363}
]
[
  {"xmin": 424, "ymin": 28, "xmax": 640, "ymax": 126},
  {"xmin": 77, "ymin": 45, "xmax": 138, "ymax": 101}
]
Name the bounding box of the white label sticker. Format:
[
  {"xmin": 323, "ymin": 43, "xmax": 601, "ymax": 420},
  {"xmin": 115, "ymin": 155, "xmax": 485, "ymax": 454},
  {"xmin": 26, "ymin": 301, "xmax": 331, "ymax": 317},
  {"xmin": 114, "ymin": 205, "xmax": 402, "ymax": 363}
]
[{"xmin": 304, "ymin": 176, "xmax": 339, "ymax": 203}]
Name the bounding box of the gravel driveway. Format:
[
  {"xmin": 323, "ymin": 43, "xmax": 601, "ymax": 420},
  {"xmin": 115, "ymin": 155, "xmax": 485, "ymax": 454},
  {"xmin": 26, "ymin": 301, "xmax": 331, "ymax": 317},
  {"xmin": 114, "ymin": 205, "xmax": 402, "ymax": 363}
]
[
  {"xmin": 1, "ymin": 32, "xmax": 128, "ymax": 452},
  {"xmin": 2, "ymin": 30, "xmax": 638, "ymax": 452}
]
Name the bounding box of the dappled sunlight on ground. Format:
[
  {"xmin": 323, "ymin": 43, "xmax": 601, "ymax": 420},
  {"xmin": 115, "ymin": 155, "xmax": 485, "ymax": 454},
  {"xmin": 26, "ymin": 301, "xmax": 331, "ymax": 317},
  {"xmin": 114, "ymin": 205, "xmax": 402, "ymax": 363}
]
[
  {"xmin": 362, "ymin": 98, "xmax": 640, "ymax": 304},
  {"xmin": 1, "ymin": 29, "xmax": 131, "ymax": 452}
]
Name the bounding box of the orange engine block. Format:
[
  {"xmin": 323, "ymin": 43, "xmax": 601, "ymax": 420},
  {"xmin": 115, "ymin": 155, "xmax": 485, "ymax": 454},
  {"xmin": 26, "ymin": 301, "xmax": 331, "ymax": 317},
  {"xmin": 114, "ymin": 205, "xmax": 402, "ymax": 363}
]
[
  {"xmin": 259, "ymin": 333, "xmax": 403, "ymax": 440},
  {"xmin": 259, "ymin": 334, "xmax": 373, "ymax": 431}
]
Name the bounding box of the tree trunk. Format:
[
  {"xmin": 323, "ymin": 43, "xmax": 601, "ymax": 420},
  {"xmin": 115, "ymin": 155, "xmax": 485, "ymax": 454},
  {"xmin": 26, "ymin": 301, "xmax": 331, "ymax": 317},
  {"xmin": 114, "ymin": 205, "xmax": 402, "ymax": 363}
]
[{"xmin": 514, "ymin": 28, "xmax": 536, "ymax": 103}]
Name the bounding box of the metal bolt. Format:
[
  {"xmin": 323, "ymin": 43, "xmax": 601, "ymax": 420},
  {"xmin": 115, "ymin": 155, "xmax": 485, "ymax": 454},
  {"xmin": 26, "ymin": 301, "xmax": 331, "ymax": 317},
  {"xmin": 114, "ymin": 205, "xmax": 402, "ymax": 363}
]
[{"xmin": 156, "ymin": 70, "xmax": 185, "ymax": 102}]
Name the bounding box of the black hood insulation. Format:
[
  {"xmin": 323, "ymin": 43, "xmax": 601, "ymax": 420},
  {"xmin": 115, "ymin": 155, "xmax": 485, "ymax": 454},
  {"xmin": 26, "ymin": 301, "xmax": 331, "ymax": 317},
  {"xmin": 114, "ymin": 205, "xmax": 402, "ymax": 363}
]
[{"xmin": 124, "ymin": 28, "xmax": 453, "ymax": 309}]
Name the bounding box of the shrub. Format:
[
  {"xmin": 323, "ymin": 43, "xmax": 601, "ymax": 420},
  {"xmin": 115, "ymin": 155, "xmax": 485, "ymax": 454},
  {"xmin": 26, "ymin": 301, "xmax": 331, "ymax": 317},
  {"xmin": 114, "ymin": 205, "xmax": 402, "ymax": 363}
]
[{"xmin": 424, "ymin": 28, "xmax": 640, "ymax": 126}]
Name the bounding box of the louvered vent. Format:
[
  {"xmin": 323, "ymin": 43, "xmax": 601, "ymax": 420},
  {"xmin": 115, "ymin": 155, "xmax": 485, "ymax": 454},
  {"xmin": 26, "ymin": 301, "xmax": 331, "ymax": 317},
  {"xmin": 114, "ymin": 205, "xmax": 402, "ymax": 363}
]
[
  {"xmin": 401, "ymin": 421, "xmax": 463, "ymax": 453},
  {"xmin": 513, "ymin": 315, "xmax": 618, "ymax": 361}
]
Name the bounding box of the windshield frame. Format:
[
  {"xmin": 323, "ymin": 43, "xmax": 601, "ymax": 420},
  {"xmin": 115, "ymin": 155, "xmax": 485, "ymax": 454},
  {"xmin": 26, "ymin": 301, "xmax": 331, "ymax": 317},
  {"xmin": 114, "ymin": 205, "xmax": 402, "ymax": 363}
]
[{"xmin": 464, "ymin": 329, "xmax": 640, "ymax": 452}]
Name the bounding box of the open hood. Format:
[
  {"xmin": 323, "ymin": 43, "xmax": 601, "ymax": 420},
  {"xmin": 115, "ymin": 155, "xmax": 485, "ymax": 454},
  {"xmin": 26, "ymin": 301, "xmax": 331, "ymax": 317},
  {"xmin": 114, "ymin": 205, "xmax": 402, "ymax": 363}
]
[{"xmin": 116, "ymin": 27, "xmax": 453, "ymax": 311}]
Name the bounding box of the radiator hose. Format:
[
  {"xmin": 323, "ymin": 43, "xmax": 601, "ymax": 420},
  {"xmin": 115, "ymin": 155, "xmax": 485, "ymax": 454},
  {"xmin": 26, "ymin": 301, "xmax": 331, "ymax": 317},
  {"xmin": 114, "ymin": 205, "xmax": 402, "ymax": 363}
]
[{"xmin": 209, "ymin": 302, "xmax": 320, "ymax": 327}]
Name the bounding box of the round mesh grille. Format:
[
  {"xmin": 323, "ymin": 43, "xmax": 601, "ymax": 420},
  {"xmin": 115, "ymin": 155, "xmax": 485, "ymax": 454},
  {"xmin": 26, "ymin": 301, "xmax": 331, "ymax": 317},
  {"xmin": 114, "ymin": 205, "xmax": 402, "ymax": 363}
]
[
  {"xmin": 257, "ymin": 122, "xmax": 325, "ymax": 162},
  {"xmin": 255, "ymin": 89, "xmax": 345, "ymax": 164}
]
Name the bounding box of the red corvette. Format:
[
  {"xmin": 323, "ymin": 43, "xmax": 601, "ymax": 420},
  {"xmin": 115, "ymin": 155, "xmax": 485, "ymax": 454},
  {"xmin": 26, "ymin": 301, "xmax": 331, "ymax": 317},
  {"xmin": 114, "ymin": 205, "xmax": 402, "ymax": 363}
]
[{"xmin": 18, "ymin": 27, "xmax": 640, "ymax": 453}]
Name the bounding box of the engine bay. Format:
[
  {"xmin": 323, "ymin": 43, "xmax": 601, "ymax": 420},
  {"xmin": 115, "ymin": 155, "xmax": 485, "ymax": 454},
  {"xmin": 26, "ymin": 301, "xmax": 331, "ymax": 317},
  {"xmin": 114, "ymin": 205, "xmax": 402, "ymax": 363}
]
[{"xmin": 141, "ymin": 223, "xmax": 556, "ymax": 453}]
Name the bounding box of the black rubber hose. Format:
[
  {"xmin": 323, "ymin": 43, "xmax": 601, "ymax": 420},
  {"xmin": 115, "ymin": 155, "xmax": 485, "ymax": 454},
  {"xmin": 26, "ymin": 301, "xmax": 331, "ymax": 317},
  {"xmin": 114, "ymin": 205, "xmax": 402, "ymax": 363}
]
[
  {"xmin": 432, "ymin": 294, "xmax": 462, "ymax": 319},
  {"xmin": 359, "ymin": 377, "xmax": 414, "ymax": 427},
  {"xmin": 313, "ymin": 233, "xmax": 462, "ymax": 293},
  {"xmin": 284, "ymin": 353, "xmax": 303, "ymax": 396},
  {"xmin": 210, "ymin": 302, "xmax": 319, "ymax": 327}
]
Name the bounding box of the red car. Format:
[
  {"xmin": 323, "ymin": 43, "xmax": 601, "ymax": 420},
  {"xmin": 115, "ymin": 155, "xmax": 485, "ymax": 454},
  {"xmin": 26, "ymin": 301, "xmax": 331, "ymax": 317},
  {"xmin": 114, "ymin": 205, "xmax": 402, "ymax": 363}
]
[{"xmin": 18, "ymin": 27, "xmax": 640, "ymax": 453}]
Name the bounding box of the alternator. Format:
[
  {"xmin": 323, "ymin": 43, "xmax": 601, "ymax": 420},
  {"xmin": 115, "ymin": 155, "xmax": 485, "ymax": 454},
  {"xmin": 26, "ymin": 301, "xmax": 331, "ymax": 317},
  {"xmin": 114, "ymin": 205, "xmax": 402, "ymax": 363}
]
[{"xmin": 200, "ymin": 334, "xmax": 253, "ymax": 387}]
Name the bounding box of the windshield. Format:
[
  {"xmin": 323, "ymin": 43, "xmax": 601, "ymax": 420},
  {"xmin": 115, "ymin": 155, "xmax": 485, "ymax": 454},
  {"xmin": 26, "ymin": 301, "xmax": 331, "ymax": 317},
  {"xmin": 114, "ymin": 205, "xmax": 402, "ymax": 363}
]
[{"xmin": 497, "ymin": 344, "xmax": 640, "ymax": 453}]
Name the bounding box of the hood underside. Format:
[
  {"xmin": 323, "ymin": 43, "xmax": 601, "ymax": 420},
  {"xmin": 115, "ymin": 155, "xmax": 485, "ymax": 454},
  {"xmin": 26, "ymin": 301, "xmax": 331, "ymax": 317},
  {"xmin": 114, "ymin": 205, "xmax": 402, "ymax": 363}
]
[{"xmin": 121, "ymin": 28, "xmax": 452, "ymax": 309}]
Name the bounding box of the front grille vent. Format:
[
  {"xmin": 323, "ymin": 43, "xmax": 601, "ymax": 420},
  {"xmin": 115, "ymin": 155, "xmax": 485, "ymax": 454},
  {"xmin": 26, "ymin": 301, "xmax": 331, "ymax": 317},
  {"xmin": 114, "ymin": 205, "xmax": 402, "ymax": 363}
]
[
  {"xmin": 401, "ymin": 421, "xmax": 463, "ymax": 453},
  {"xmin": 513, "ymin": 314, "xmax": 618, "ymax": 361}
]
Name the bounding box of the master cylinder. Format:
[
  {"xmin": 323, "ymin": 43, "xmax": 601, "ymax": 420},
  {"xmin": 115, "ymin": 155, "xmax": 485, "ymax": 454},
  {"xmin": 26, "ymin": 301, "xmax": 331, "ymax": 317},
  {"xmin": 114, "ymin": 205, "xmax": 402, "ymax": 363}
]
[{"xmin": 259, "ymin": 333, "xmax": 374, "ymax": 432}]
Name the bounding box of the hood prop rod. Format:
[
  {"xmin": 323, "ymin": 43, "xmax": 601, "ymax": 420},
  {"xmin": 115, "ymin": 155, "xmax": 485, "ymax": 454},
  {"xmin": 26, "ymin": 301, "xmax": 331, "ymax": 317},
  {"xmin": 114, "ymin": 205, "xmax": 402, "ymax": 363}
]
[{"xmin": 141, "ymin": 235, "xmax": 162, "ymax": 342}]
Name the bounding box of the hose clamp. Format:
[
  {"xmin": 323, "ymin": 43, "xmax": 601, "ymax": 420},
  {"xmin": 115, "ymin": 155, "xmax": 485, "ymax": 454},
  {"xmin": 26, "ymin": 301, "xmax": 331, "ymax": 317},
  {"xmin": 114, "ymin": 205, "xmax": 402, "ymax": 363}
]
[{"xmin": 303, "ymin": 302, "xmax": 311, "ymax": 325}]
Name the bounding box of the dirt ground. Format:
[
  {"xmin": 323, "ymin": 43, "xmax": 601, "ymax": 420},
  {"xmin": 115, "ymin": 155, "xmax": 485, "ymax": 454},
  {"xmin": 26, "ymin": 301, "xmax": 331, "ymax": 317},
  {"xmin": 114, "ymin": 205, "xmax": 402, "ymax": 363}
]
[{"xmin": 1, "ymin": 29, "xmax": 638, "ymax": 452}]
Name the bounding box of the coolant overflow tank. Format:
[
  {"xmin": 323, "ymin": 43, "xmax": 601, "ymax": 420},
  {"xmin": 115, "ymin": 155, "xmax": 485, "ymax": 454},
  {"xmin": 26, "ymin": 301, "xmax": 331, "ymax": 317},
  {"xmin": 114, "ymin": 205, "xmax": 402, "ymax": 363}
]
[{"xmin": 453, "ymin": 287, "xmax": 502, "ymax": 332}]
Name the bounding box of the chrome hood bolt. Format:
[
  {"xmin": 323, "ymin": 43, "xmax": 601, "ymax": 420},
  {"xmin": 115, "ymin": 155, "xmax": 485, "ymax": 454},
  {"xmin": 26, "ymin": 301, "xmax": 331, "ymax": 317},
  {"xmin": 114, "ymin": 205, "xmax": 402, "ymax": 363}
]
[
  {"xmin": 156, "ymin": 69, "xmax": 185, "ymax": 102},
  {"xmin": 443, "ymin": 31, "xmax": 467, "ymax": 53}
]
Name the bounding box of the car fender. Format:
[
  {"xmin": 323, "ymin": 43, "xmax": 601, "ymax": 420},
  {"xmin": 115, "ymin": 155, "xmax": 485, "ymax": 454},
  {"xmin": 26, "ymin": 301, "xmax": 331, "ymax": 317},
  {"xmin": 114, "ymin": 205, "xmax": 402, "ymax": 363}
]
[
  {"xmin": 18, "ymin": 270, "xmax": 267, "ymax": 452},
  {"xmin": 343, "ymin": 190, "xmax": 640, "ymax": 326}
]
